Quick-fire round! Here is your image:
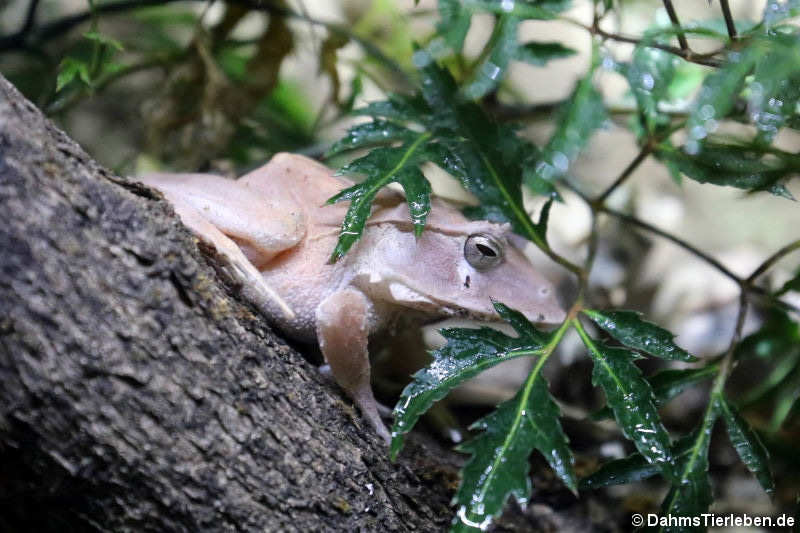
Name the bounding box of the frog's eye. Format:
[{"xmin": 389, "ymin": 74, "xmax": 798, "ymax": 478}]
[{"xmin": 464, "ymin": 233, "xmax": 504, "ymax": 271}]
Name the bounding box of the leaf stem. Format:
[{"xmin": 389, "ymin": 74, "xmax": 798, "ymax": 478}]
[{"xmin": 661, "ymin": 0, "xmax": 689, "ymax": 51}]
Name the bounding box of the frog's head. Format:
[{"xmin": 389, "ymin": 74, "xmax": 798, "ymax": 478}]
[{"xmin": 359, "ymin": 198, "xmax": 566, "ymax": 326}]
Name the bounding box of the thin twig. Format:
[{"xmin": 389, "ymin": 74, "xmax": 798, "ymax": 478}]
[
  {"xmin": 594, "ymin": 143, "xmax": 653, "ymax": 204},
  {"xmin": 719, "ymin": 0, "xmax": 738, "ymax": 41},
  {"xmin": 661, "ymin": 0, "xmax": 689, "ymax": 51},
  {"xmin": 599, "ymin": 206, "xmax": 741, "ymax": 283},
  {"xmin": 559, "ymin": 17, "xmax": 725, "ymax": 68},
  {"xmin": 746, "ymin": 239, "xmax": 800, "ymax": 284}
]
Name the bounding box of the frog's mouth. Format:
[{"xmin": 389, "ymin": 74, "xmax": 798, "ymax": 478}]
[{"xmin": 385, "ymin": 281, "xmax": 493, "ymax": 321}]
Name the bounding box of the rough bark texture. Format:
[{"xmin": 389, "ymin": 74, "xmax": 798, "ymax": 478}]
[{"xmin": 0, "ymin": 74, "xmax": 461, "ymax": 532}]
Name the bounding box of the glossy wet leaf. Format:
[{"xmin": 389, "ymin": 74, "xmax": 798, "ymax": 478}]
[
  {"xmin": 762, "ymin": 0, "xmax": 800, "ymax": 29},
  {"xmin": 461, "ymin": 15, "xmax": 519, "ymax": 100},
  {"xmin": 576, "ymin": 324, "xmax": 676, "ymax": 481},
  {"xmin": 515, "ymin": 41, "xmax": 576, "ymax": 65},
  {"xmin": 591, "ymin": 364, "xmax": 718, "ymax": 421},
  {"xmin": 583, "ymin": 309, "xmax": 697, "ymax": 362},
  {"xmin": 326, "ymin": 120, "xmax": 418, "ymax": 156},
  {"xmin": 452, "ymin": 374, "xmax": 576, "ymax": 532},
  {"xmin": 328, "ymin": 138, "xmax": 433, "ymax": 261},
  {"xmin": 747, "ymin": 33, "xmax": 800, "ymax": 145},
  {"xmin": 353, "ymin": 93, "xmax": 429, "ymax": 122},
  {"xmin": 624, "ymin": 45, "xmax": 676, "ymax": 132},
  {"xmin": 581, "ymin": 433, "xmax": 695, "ymax": 489},
  {"xmin": 390, "ymin": 303, "xmax": 552, "ymax": 459},
  {"xmin": 659, "ymin": 407, "xmax": 720, "ymax": 531},
  {"xmin": 718, "ymin": 397, "xmax": 775, "ymax": 493},
  {"xmin": 527, "ymin": 74, "xmax": 606, "ymax": 185},
  {"xmin": 656, "ymin": 142, "xmax": 798, "ymax": 196},
  {"xmin": 684, "ymin": 47, "xmax": 760, "ymax": 154}
]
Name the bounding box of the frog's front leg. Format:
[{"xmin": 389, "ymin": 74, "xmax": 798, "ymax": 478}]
[{"xmin": 316, "ymin": 289, "xmax": 390, "ymax": 443}]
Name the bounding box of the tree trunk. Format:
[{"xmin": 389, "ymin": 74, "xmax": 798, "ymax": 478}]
[{"xmin": 0, "ymin": 74, "xmax": 459, "ymax": 532}]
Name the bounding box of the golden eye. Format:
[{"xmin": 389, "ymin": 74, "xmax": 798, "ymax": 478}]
[{"xmin": 464, "ymin": 233, "xmax": 504, "ymax": 271}]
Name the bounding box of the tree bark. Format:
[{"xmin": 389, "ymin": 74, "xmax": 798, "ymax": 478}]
[{"xmin": 0, "ymin": 74, "xmax": 459, "ymax": 532}]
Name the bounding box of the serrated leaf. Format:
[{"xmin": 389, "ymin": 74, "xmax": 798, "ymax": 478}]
[
  {"xmin": 590, "ymin": 364, "xmax": 718, "ymax": 420},
  {"xmin": 328, "ymin": 137, "xmax": 433, "ymax": 261},
  {"xmin": 576, "ymin": 323, "xmax": 676, "ymax": 481},
  {"xmin": 391, "ymin": 302, "xmax": 553, "ymax": 459},
  {"xmin": 461, "ymin": 15, "xmax": 519, "ymax": 100},
  {"xmin": 515, "ymin": 41, "xmax": 576, "ymax": 65},
  {"xmin": 527, "ymin": 74, "xmax": 606, "ymax": 185},
  {"xmin": 56, "ymin": 58, "xmax": 91, "ymax": 92},
  {"xmin": 452, "ymin": 374, "xmax": 576, "ymax": 532},
  {"xmin": 718, "ymin": 396, "xmax": 774, "ymax": 493},
  {"xmin": 582, "ymin": 309, "xmax": 697, "ymax": 362},
  {"xmin": 353, "ymin": 93, "xmax": 429, "ymax": 122},
  {"xmin": 658, "ymin": 407, "xmax": 720, "ymax": 532},
  {"xmin": 581, "ymin": 433, "xmax": 695, "ymax": 489},
  {"xmin": 625, "ymin": 45, "xmax": 677, "ymax": 132},
  {"xmin": 327, "ymin": 120, "xmax": 418, "ymax": 156},
  {"xmin": 656, "ymin": 142, "xmax": 798, "ymax": 196}
]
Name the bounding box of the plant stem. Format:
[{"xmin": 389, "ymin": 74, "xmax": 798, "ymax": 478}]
[
  {"xmin": 719, "ymin": 0, "xmax": 738, "ymax": 41},
  {"xmin": 661, "ymin": 0, "xmax": 689, "ymax": 51},
  {"xmin": 746, "ymin": 239, "xmax": 800, "ymax": 284},
  {"xmin": 594, "ymin": 143, "xmax": 653, "ymax": 205}
]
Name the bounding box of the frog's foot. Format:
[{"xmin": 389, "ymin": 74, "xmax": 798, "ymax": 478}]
[{"xmin": 316, "ymin": 289, "xmax": 391, "ymax": 445}]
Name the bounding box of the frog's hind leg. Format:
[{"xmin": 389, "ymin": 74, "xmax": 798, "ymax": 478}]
[
  {"xmin": 316, "ymin": 289, "xmax": 390, "ymax": 444},
  {"xmin": 138, "ymin": 173, "xmax": 297, "ymax": 318}
]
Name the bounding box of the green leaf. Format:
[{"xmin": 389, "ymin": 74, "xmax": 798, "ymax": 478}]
[
  {"xmin": 436, "ymin": 0, "xmax": 472, "ymax": 54},
  {"xmin": 575, "ymin": 321, "xmax": 676, "ymax": 481},
  {"xmin": 83, "ymin": 30, "xmax": 124, "ymax": 51},
  {"xmin": 718, "ymin": 397, "xmax": 775, "ymax": 494},
  {"xmin": 353, "ymin": 93, "xmax": 429, "ymax": 122},
  {"xmin": 747, "ymin": 33, "xmax": 800, "ymax": 145},
  {"xmin": 452, "ymin": 374, "xmax": 576, "ymax": 532},
  {"xmin": 590, "ymin": 364, "xmax": 718, "ymax": 421},
  {"xmin": 684, "ymin": 46, "xmax": 760, "ymax": 153},
  {"xmin": 327, "ymin": 120, "xmax": 419, "ymax": 156},
  {"xmin": 762, "ymin": 0, "xmax": 800, "ymax": 29},
  {"xmin": 656, "ymin": 142, "xmax": 798, "ymax": 196},
  {"xmin": 776, "ymin": 268, "xmax": 800, "ymax": 296},
  {"xmin": 515, "ymin": 41, "xmax": 576, "ymax": 65},
  {"xmin": 391, "ymin": 302, "xmax": 553, "ymax": 459},
  {"xmin": 460, "ymin": 0, "xmax": 570, "ymax": 19},
  {"xmin": 328, "ymin": 135, "xmax": 433, "ymax": 261},
  {"xmin": 625, "ymin": 45, "xmax": 677, "ymax": 132},
  {"xmin": 526, "ymin": 74, "xmax": 606, "ymax": 185},
  {"xmin": 582, "ymin": 309, "xmax": 697, "ymax": 362},
  {"xmin": 658, "ymin": 406, "xmax": 720, "ymax": 532},
  {"xmin": 581, "ymin": 433, "xmax": 695, "ymax": 489},
  {"xmin": 736, "ymin": 310, "xmax": 800, "ymax": 360},
  {"xmin": 649, "ymin": 365, "xmax": 719, "ymax": 403},
  {"xmin": 461, "ymin": 15, "xmax": 519, "ymax": 100},
  {"xmin": 56, "ymin": 57, "xmax": 91, "ymax": 92}
]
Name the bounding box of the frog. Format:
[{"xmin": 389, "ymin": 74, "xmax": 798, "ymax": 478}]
[{"xmin": 137, "ymin": 153, "xmax": 565, "ymax": 443}]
